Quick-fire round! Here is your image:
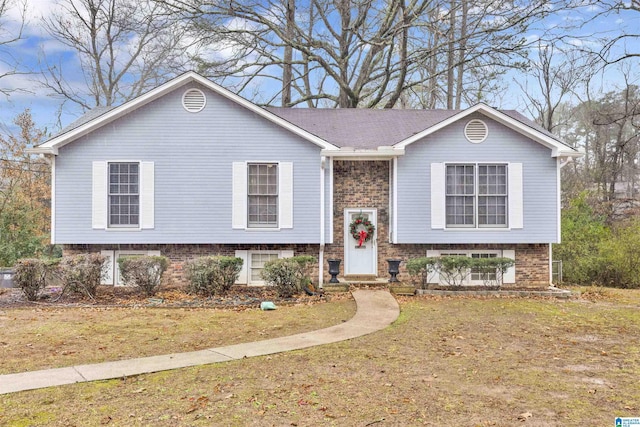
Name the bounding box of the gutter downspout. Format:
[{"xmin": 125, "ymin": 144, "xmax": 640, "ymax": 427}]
[
  {"xmin": 319, "ymin": 156, "xmax": 326, "ymax": 287},
  {"xmin": 552, "ymin": 156, "xmax": 572, "ymax": 286}
]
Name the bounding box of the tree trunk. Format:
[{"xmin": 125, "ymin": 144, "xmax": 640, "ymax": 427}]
[
  {"xmin": 282, "ymin": 0, "xmax": 295, "ymax": 107},
  {"xmin": 446, "ymin": 0, "xmax": 457, "ymax": 109}
]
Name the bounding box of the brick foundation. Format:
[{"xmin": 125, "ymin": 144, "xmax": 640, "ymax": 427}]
[{"xmin": 64, "ymin": 244, "xmax": 321, "ymax": 287}]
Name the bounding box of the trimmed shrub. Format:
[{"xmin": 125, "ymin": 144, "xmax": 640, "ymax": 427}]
[
  {"xmin": 14, "ymin": 258, "xmax": 47, "ymax": 301},
  {"xmin": 406, "ymin": 257, "xmax": 438, "ymax": 289},
  {"xmin": 261, "ymin": 256, "xmax": 316, "ymax": 298},
  {"xmin": 407, "ymin": 256, "xmax": 515, "ymax": 288},
  {"xmin": 185, "ymin": 256, "xmax": 243, "ymax": 296},
  {"xmin": 471, "ymin": 257, "xmax": 515, "ymax": 287},
  {"xmin": 118, "ymin": 255, "xmax": 169, "ymax": 296},
  {"xmin": 438, "ymin": 256, "xmax": 473, "ymax": 287},
  {"xmin": 58, "ymin": 253, "xmax": 106, "ymax": 299}
]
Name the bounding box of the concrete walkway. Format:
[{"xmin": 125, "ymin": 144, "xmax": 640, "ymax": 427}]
[{"xmin": 0, "ymin": 290, "xmax": 399, "ymax": 395}]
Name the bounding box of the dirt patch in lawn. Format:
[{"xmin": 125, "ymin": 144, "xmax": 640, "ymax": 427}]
[
  {"xmin": 1, "ymin": 289, "xmax": 640, "ymax": 426},
  {"xmin": 0, "ymin": 284, "xmax": 332, "ymax": 309}
]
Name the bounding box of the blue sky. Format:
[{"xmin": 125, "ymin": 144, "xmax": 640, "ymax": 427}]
[{"xmin": 0, "ymin": 0, "xmax": 638, "ymax": 139}]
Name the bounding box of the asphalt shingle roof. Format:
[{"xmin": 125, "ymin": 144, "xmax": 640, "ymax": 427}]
[
  {"xmin": 265, "ymin": 107, "xmax": 571, "ymax": 149},
  {"xmin": 265, "ymin": 108, "xmax": 460, "ymax": 148},
  {"xmin": 53, "ymin": 103, "xmax": 571, "ymax": 151}
]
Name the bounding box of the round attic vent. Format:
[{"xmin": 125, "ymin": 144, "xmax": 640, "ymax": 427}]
[
  {"xmin": 182, "ymin": 88, "xmax": 206, "ymax": 113},
  {"xmin": 464, "ymin": 119, "xmax": 488, "ymax": 143}
]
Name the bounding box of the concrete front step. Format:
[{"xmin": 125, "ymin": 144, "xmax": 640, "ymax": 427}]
[
  {"xmin": 343, "ymin": 275, "xmax": 378, "ymax": 282},
  {"xmin": 322, "ymin": 277, "xmax": 401, "ymax": 292}
]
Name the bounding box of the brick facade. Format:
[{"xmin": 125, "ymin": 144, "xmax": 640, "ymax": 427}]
[
  {"xmin": 64, "ymin": 244, "xmax": 321, "ymax": 287},
  {"xmin": 323, "ymin": 160, "xmax": 550, "ymax": 288}
]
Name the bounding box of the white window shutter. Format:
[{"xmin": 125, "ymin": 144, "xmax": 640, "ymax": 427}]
[
  {"xmin": 101, "ymin": 250, "xmax": 115, "ymax": 285},
  {"xmin": 92, "ymin": 161, "xmax": 107, "ymax": 229},
  {"xmin": 279, "ymin": 162, "xmax": 293, "ymax": 229},
  {"xmin": 426, "ymin": 249, "xmax": 440, "ymax": 284},
  {"xmin": 235, "ymin": 250, "xmax": 248, "ymax": 284},
  {"xmin": 140, "ymin": 162, "xmax": 155, "ymax": 229},
  {"xmin": 430, "ymin": 163, "xmax": 445, "ymax": 229},
  {"xmin": 232, "ymin": 162, "xmax": 247, "ymax": 229},
  {"xmin": 509, "ymin": 163, "xmax": 523, "ymax": 229},
  {"xmin": 280, "ymin": 250, "xmax": 294, "ymax": 258},
  {"xmin": 503, "ymin": 249, "xmax": 516, "ymax": 284}
]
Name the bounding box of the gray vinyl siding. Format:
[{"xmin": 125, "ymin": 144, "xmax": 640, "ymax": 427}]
[
  {"xmin": 54, "ymin": 82, "xmax": 323, "ymax": 244},
  {"xmin": 396, "ymin": 113, "xmax": 558, "ymax": 244}
]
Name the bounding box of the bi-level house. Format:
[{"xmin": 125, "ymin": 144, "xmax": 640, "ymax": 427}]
[{"xmin": 30, "ymin": 72, "xmax": 580, "ymax": 288}]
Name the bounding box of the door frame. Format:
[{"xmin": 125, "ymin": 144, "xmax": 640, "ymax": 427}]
[{"xmin": 344, "ymin": 208, "xmax": 377, "ymax": 276}]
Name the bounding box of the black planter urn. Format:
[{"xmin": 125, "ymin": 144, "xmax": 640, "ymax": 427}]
[
  {"xmin": 327, "ymin": 259, "xmax": 341, "ymax": 283},
  {"xmin": 387, "ymin": 259, "xmax": 402, "ymax": 282}
]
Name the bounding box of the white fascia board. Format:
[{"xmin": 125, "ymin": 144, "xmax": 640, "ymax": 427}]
[
  {"xmin": 36, "ymin": 73, "xmax": 197, "ymax": 151},
  {"xmin": 27, "ymin": 146, "xmax": 58, "ymax": 155},
  {"xmin": 394, "ymin": 103, "xmax": 581, "ymax": 158},
  {"xmin": 35, "ymin": 72, "xmax": 338, "ymax": 153},
  {"xmin": 321, "ymin": 147, "xmax": 405, "ymax": 159}
]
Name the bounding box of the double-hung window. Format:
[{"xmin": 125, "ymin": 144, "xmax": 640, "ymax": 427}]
[
  {"xmin": 445, "ymin": 163, "xmax": 507, "ymax": 228},
  {"xmin": 108, "ymin": 162, "xmax": 139, "ymax": 227},
  {"xmin": 248, "ymin": 163, "xmax": 278, "ymax": 228},
  {"xmin": 250, "ymin": 252, "xmax": 279, "ymax": 283},
  {"xmin": 470, "ymin": 253, "xmax": 498, "ymax": 281}
]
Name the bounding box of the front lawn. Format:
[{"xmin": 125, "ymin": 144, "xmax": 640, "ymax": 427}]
[
  {"xmin": 1, "ymin": 287, "xmax": 639, "ymax": 426},
  {"xmin": 0, "ymin": 296, "xmax": 356, "ymax": 375}
]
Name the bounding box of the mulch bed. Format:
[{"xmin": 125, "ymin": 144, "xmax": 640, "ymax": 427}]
[{"xmin": 0, "ymin": 285, "xmax": 346, "ymax": 309}]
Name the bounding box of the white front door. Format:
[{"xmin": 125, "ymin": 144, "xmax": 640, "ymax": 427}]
[{"xmin": 344, "ymin": 209, "xmax": 377, "ymax": 276}]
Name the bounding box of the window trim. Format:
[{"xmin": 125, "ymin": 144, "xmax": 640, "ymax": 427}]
[
  {"xmin": 107, "ymin": 161, "xmax": 141, "ymax": 229},
  {"xmin": 233, "ymin": 161, "xmax": 293, "ymax": 231},
  {"xmin": 247, "ymin": 162, "xmax": 279, "ymax": 229},
  {"xmin": 248, "ymin": 250, "xmax": 281, "ymax": 285},
  {"xmin": 445, "ymin": 162, "xmax": 508, "ymax": 230},
  {"xmin": 100, "ymin": 249, "xmax": 160, "ymax": 285}
]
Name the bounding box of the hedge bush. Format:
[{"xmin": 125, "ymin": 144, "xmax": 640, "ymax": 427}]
[
  {"xmin": 471, "ymin": 257, "xmax": 515, "ymax": 287},
  {"xmin": 438, "ymin": 256, "xmax": 473, "ymax": 287},
  {"xmin": 406, "ymin": 256, "xmax": 515, "ymax": 288},
  {"xmin": 185, "ymin": 256, "xmax": 243, "ymax": 296},
  {"xmin": 118, "ymin": 255, "xmax": 169, "ymax": 296},
  {"xmin": 58, "ymin": 253, "xmax": 106, "ymax": 299},
  {"xmin": 261, "ymin": 255, "xmax": 316, "ymax": 298},
  {"xmin": 406, "ymin": 257, "xmax": 438, "ymax": 289},
  {"xmin": 14, "ymin": 258, "xmax": 48, "ymax": 301}
]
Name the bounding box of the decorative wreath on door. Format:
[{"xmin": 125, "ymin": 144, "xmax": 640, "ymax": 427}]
[{"xmin": 349, "ymin": 214, "xmax": 375, "ymax": 247}]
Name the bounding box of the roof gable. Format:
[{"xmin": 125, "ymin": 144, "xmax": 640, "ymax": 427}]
[
  {"xmin": 392, "ymin": 103, "xmax": 579, "ymax": 157},
  {"xmin": 32, "ymin": 72, "xmax": 339, "ymax": 155}
]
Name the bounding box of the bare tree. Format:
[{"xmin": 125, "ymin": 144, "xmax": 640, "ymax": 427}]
[
  {"xmin": 595, "ymin": 0, "xmax": 640, "ymax": 66},
  {"xmin": 40, "ymin": 0, "xmax": 192, "ymax": 110},
  {"xmin": 563, "ymin": 70, "xmax": 640, "ymax": 206},
  {"xmin": 0, "ymin": 0, "xmax": 27, "ymax": 96},
  {"xmin": 162, "ymin": 0, "xmax": 567, "ymax": 109},
  {"xmin": 516, "ymin": 43, "xmax": 596, "ymax": 132}
]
